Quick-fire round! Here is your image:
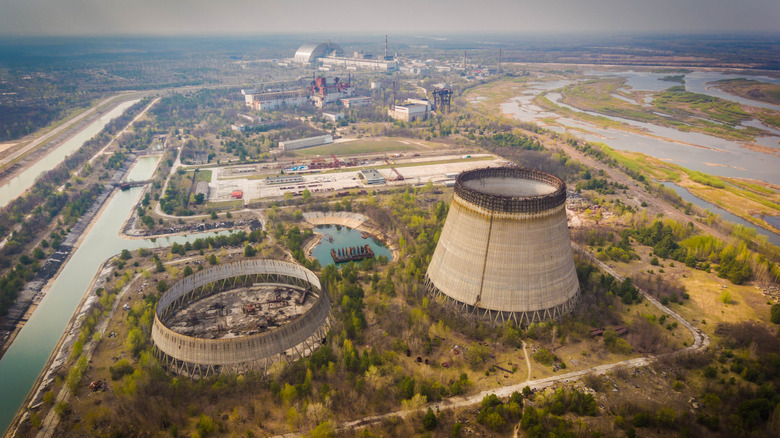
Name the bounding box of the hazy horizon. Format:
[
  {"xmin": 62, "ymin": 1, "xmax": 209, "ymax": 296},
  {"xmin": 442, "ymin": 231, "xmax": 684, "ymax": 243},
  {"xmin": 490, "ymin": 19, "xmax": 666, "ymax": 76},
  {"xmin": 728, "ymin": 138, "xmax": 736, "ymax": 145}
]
[{"xmin": 1, "ymin": 0, "xmax": 778, "ymax": 37}]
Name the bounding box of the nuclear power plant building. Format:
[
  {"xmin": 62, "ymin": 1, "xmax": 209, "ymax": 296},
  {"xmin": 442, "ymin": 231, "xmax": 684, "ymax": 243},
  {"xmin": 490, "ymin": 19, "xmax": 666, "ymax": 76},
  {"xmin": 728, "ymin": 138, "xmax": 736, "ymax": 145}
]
[{"xmin": 425, "ymin": 167, "xmax": 580, "ymax": 325}]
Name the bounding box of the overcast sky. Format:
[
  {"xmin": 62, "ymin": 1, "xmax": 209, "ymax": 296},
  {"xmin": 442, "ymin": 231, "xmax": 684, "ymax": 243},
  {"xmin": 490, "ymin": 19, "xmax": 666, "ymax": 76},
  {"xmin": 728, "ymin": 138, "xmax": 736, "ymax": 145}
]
[{"xmin": 1, "ymin": 0, "xmax": 778, "ymax": 36}]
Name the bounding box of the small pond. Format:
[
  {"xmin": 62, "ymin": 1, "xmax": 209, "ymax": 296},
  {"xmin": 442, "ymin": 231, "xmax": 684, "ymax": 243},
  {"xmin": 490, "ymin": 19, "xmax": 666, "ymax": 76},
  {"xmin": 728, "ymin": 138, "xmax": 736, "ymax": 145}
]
[{"xmin": 311, "ymin": 225, "xmax": 392, "ymax": 266}]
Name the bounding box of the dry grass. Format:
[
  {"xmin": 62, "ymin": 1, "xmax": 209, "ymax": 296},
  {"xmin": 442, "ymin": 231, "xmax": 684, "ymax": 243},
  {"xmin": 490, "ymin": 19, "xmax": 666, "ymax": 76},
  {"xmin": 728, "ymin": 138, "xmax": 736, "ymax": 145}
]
[{"xmin": 674, "ymin": 270, "xmax": 760, "ymax": 337}]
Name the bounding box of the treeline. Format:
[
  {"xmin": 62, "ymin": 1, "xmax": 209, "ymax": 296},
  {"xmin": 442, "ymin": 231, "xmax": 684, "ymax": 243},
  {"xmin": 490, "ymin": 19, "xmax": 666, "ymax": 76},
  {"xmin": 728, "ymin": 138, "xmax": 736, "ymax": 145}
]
[
  {"xmin": 575, "ymin": 177, "xmax": 628, "ymax": 194},
  {"xmin": 271, "ymin": 224, "xmax": 321, "ymax": 271},
  {"xmin": 582, "ymin": 216, "xmax": 779, "ymax": 285},
  {"xmin": 0, "ymin": 182, "xmax": 105, "ymax": 316},
  {"xmin": 638, "ymin": 321, "xmax": 780, "ymax": 437},
  {"xmin": 0, "ymin": 98, "xmax": 150, "ymax": 315},
  {"xmin": 478, "ymin": 132, "xmax": 585, "ymax": 182},
  {"xmin": 629, "ymin": 219, "xmax": 779, "ymax": 285},
  {"xmin": 0, "ymin": 98, "xmax": 149, "ymax": 237}
]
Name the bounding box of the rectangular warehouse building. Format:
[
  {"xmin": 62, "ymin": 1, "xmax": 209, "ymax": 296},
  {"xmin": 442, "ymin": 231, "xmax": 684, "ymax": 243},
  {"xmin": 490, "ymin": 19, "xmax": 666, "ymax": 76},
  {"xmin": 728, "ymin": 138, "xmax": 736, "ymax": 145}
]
[
  {"xmin": 341, "ymin": 96, "xmax": 372, "ymax": 108},
  {"xmin": 279, "ymin": 135, "xmax": 333, "ymax": 151},
  {"xmin": 388, "ymin": 103, "xmax": 429, "ymax": 122},
  {"xmin": 360, "ymin": 169, "xmax": 386, "ymax": 185},
  {"xmin": 266, "ymin": 175, "xmax": 305, "ymax": 185},
  {"xmin": 246, "ymin": 89, "xmax": 310, "ymax": 111}
]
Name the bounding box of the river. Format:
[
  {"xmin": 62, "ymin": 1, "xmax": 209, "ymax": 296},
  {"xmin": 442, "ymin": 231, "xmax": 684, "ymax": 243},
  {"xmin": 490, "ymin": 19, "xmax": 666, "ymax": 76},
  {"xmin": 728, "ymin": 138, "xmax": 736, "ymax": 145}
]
[
  {"xmin": 660, "ymin": 181, "xmax": 780, "ymax": 247},
  {"xmin": 0, "ymin": 99, "xmax": 140, "ymax": 208},
  {"xmin": 0, "ymin": 156, "xmax": 231, "ymax": 434},
  {"xmin": 501, "ymin": 70, "xmax": 780, "ymax": 185}
]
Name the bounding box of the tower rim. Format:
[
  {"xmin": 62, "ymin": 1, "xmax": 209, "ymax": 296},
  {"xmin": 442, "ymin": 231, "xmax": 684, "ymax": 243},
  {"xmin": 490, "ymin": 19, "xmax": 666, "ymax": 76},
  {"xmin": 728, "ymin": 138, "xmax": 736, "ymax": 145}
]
[{"xmin": 455, "ymin": 167, "xmax": 566, "ymax": 214}]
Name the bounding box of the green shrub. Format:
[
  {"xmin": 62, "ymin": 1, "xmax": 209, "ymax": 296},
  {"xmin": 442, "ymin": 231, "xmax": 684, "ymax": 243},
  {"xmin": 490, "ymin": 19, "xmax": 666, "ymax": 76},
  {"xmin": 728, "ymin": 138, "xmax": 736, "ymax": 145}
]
[
  {"xmin": 532, "ymin": 348, "xmax": 555, "ymax": 366},
  {"xmin": 109, "ymin": 359, "xmax": 135, "ymax": 381},
  {"xmin": 422, "ymin": 408, "xmax": 438, "ymax": 430}
]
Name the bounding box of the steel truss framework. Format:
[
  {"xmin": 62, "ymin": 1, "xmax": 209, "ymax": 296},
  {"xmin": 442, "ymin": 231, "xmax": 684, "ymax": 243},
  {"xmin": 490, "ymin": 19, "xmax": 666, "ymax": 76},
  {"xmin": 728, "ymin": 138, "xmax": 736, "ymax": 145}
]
[
  {"xmin": 424, "ymin": 275, "xmax": 580, "ymax": 326},
  {"xmin": 159, "ymin": 273, "xmax": 312, "ymax": 320},
  {"xmin": 152, "ymin": 260, "xmax": 331, "ymax": 379},
  {"xmin": 153, "ymin": 323, "xmax": 330, "ymax": 379}
]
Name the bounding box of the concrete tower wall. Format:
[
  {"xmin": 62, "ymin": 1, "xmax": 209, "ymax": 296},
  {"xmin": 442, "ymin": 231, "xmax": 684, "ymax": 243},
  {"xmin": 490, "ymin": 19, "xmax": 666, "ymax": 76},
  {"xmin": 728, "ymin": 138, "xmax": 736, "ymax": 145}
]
[
  {"xmin": 425, "ymin": 167, "xmax": 579, "ymax": 325},
  {"xmin": 151, "ymin": 260, "xmax": 330, "ymax": 377}
]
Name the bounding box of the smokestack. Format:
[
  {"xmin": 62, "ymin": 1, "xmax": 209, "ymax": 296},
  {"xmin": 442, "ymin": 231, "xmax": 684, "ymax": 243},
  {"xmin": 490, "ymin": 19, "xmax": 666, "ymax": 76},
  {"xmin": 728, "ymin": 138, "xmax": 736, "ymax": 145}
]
[
  {"xmin": 499, "ymin": 48, "xmax": 502, "ymax": 74},
  {"xmin": 385, "ymin": 34, "xmax": 388, "ymax": 60},
  {"xmin": 463, "ymin": 50, "xmax": 467, "ymax": 69}
]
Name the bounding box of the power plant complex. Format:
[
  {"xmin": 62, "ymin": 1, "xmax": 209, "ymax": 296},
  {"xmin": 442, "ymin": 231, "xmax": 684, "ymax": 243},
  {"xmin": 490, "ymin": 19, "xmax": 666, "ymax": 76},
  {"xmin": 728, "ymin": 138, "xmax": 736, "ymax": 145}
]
[
  {"xmin": 151, "ymin": 260, "xmax": 331, "ymax": 378},
  {"xmin": 425, "ymin": 167, "xmax": 580, "ymax": 325}
]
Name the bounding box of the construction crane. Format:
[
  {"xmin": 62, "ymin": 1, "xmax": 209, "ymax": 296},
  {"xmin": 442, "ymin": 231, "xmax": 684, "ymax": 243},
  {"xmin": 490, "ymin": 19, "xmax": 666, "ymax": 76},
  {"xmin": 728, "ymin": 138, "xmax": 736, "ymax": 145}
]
[
  {"xmin": 331, "ymin": 154, "xmax": 341, "ymax": 167},
  {"xmin": 390, "ymin": 167, "xmax": 404, "ymax": 181}
]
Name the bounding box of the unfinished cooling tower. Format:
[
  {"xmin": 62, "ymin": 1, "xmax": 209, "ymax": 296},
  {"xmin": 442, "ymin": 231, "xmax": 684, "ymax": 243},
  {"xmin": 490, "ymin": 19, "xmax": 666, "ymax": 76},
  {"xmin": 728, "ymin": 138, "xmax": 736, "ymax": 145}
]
[
  {"xmin": 425, "ymin": 167, "xmax": 579, "ymax": 325},
  {"xmin": 151, "ymin": 259, "xmax": 330, "ymax": 378}
]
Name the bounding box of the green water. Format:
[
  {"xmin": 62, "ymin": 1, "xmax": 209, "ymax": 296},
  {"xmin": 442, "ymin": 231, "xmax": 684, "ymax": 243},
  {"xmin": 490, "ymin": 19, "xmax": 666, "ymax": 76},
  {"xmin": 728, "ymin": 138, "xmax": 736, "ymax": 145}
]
[
  {"xmin": 310, "ymin": 225, "xmax": 392, "ymax": 266},
  {"xmin": 0, "ymin": 156, "xmax": 229, "ymax": 434}
]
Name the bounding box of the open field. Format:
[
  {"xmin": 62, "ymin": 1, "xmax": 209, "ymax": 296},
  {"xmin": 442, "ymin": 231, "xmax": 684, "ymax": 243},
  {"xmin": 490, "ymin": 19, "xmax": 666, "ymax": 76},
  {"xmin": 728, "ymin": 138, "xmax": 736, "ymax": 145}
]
[
  {"xmin": 185, "ymin": 169, "xmax": 212, "ymax": 182},
  {"xmin": 296, "ymin": 139, "xmax": 419, "ymax": 156}
]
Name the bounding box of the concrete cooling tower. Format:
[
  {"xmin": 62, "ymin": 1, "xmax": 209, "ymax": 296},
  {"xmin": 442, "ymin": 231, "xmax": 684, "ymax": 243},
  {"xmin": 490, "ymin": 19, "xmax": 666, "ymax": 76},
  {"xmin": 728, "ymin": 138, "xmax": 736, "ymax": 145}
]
[{"xmin": 425, "ymin": 167, "xmax": 579, "ymax": 325}]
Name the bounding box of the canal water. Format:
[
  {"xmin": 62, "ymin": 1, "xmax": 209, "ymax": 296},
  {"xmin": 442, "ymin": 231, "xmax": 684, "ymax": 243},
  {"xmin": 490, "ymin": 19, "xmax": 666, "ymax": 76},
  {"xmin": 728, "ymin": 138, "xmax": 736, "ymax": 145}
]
[
  {"xmin": 310, "ymin": 225, "xmax": 392, "ymax": 266},
  {"xmin": 660, "ymin": 181, "xmax": 780, "ymax": 247},
  {"xmin": 0, "ymin": 99, "xmax": 140, "ymax": 208},
  {"xmin": 0, "ymin": 157, "xmax": 230, "ymax": 434}
]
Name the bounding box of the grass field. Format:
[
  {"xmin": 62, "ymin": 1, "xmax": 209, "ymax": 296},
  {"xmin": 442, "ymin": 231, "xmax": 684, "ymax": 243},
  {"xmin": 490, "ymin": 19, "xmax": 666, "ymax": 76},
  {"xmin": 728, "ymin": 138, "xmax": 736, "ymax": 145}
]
[
  {"xmin": 296, "ymin": 139, "xmax": 418, "ymax": 156},
  {"xmin": 206, "ymin": 199, "xmax": 243, "ymax": 209},
  {"xmin": 186, "ymin": 169, "xmax": 212, "ymax": 182}
]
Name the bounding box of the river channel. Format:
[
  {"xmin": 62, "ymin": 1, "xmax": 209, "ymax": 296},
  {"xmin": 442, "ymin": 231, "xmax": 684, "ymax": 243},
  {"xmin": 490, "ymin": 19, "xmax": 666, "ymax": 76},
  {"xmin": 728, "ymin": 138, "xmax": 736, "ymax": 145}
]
[
  {"xmin": 0, "ymin": 156, "xmax": 232, "ymax": 434},
  {"xmin": 501, "ymin": 70, "xmax": 780, "ymax": 185},
  {"xmin": 660, "ymin": 181, "xmax": 780, "ymax": 247},
  {"xmin": 0, "ymin": 99, "xmax": 140, "ymax": 208}
]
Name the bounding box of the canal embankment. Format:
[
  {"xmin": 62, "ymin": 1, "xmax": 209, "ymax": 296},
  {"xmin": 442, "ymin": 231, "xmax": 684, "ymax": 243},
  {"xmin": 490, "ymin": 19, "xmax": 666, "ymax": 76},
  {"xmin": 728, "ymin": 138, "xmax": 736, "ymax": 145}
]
[{"xmin": 0, "ymin": 154, "xmax": 141, "ymax": 360}]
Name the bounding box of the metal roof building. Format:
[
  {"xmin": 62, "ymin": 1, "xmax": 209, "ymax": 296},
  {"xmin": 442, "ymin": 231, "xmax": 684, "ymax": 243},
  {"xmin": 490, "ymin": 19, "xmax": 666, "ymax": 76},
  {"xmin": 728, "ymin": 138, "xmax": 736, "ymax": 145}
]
[{"xmin": 294, "ymin": 42, "xmax": 343, "ymax": 64}]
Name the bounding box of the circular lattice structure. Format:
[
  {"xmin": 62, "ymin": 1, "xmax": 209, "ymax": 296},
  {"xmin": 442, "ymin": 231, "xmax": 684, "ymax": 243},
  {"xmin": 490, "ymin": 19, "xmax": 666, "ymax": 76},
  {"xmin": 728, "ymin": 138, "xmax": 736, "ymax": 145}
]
[
  {"xmin": 151, "ymin": 260, "xmax": 330, "ymax": 378},
  {"xmin": 425, "ymin": 167, "xmax": 579, "ymax": 325}
]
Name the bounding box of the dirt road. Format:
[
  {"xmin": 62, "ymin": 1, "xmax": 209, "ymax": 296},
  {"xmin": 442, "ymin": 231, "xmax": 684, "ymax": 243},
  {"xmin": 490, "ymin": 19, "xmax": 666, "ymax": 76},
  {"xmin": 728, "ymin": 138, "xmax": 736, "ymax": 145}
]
[{"xmin": 272, "ymin": 244, "xmax": 710, "ymax": 437}]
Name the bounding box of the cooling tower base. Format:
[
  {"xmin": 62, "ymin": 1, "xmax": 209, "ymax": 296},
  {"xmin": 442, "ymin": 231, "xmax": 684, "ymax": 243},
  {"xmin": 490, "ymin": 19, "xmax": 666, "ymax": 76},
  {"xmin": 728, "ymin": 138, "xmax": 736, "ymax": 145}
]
[{"xmin": 425, "ymin": 275, "xmax": 580, "ymax": 326}]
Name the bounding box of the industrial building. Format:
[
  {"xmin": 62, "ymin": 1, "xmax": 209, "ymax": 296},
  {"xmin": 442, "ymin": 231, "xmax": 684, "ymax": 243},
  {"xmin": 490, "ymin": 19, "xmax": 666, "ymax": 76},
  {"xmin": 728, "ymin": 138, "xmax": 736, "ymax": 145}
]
[
  {"xmin": 266, "ymin": 175, "xmax": 304, "ymax": 185},
  {"xmin": 293, "ymin": 40, "xmax": 397, "ymax": 71},
  {"xmin": 341, "ymin": 96, "xmax": 372, "ymax": 108},
  {"xmin": 279, "ymin": 134, "xmax": 333, "ymax": 151},
  {"xmin": 322, "ymin": 112, "xmax": 344, "ymax": 121},
  {"xmin": 246, "ymin": 89, "xmax": 310, "ymax": 111},
  {"xmin": 359, "ymin": 169, "xmax": 386, "ymax": 185},
  {"xmin": 310, "ymin": 76, "xmax": 353, "ymax": 108},
  {"xmin": 388, "ymin": 103, "xmax": 429, "ymax": 122},
  {"xmin": 322, "ymin": 52, "xmax": 397, "ymax": 71},
  {"xmin": 151, "ymin": 260, "xmax": 331, "ymax": 378},
  {"xmin": 424, "ymin": 167, "xmax": 580, "ymax": 325},
  {"xmin": 294, "ymin": 42, "xmax": 344, "ymax": 64}
]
